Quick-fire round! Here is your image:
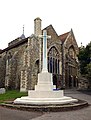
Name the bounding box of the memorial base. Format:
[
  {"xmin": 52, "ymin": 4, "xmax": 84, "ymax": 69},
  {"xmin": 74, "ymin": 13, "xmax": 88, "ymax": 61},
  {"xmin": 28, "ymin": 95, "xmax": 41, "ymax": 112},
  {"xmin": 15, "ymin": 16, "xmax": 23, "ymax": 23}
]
[{"xmin": 14, "ymin": 72, "xmax": 78, "ymax": 105}]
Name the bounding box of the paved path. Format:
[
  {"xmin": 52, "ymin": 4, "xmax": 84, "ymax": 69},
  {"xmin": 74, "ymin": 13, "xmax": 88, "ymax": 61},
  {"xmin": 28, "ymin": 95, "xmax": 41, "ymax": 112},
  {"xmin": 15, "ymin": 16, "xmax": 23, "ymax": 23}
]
[
  {"xmin": 31, "ymin": 90, "xmax": 91, "ymax": 120},
  {"xmin": 0, "ymin": 90, "xmax": 91, "ymax": 120},
  {"xmin": 0, "ymin": 106, "xmax": 43, "ymax": 120}
]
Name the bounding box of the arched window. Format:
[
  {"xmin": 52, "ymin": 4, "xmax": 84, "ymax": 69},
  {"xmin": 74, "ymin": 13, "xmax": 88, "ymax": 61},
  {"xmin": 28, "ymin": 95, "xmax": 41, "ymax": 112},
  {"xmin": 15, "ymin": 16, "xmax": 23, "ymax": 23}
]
[
  {"xmin": 35, "ymin": 60, "xmax": 39, "ymax": 74},
  {"xmin": 68, "ymin": 46, "xmax": 76, "ymax": 59},
  {"xmin": 48, "ymin": 47, "xmax": 60, "ymax": 74}
]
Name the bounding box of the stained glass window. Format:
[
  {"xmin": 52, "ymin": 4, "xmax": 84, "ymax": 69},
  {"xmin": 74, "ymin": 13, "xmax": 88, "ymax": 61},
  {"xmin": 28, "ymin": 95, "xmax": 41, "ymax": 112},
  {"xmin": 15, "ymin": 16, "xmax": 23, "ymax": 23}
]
[{"xmin": 48, "ymin": 47, "xmax": 60, "ymax": 74}]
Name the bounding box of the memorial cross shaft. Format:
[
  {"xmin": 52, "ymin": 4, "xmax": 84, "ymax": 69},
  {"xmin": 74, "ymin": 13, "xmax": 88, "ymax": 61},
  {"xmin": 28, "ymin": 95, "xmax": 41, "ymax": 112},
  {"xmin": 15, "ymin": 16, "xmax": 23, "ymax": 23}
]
[{"xmin": 39, "ymin": 30, "xmax": 51, "ymax": 72}]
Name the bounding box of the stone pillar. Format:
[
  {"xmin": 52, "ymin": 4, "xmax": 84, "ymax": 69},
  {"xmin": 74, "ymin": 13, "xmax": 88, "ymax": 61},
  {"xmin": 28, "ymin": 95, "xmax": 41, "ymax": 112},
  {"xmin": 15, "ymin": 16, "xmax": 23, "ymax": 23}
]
[
  {"xmin": 5, "ymin": 60, "xmax": 9, "ymax": 88},
  {"xmin": 59, "ymin": 61, "xmax": 62, "ymax": 75},
  {"xmin": 5, "ymin": 59, "xmax": 12, "ymax": 89},
  {"xmin": 39, "ymin": 38, "xmax": 42, "ymax": 72},
  {"xmin": 20, "ymin": 70, "xmax": 28, "ymax": 92},
  {"xmin": 71, "ymin": 75, "xmax": 74, "ymax": 88},
  {"xmin": 34, "ymin": 18, "xmax": 42, "ymax": 72},
  {"xmin": 20, "ymin": 44, "xmax": 29, "ymax": 91},
  {"xmin": 23, "ymin": 51, "xmax": 27, "ymax": 66},
  {"xmin": 27, "ymin": 37, "xmax": 31, "ymax": 67},
  {"xmin": 61, "ymin": 44, "xmax": 65, "ymax": 88},
  {"xmin": 34, "ymin": 17, "xmax": 42, "ymax": 36}
]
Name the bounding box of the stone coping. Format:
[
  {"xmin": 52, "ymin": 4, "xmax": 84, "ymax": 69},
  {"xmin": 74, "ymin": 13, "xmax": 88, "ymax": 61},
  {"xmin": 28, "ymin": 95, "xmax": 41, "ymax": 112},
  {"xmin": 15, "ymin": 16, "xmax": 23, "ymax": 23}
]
[{"xmin": 0, "ymin": 99, "xmax": 89, "ymax": 112}]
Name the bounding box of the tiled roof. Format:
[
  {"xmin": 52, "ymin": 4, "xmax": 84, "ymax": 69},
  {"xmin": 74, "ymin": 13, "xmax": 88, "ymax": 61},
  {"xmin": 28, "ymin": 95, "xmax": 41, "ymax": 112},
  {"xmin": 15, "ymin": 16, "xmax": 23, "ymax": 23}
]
[
  {"xmin": 0, "ymin": 38, "xmax": 28, "ymax": 54},
  {"xmin": 59, "ymin": 32, "xmax": 70, "ymax": 42}
]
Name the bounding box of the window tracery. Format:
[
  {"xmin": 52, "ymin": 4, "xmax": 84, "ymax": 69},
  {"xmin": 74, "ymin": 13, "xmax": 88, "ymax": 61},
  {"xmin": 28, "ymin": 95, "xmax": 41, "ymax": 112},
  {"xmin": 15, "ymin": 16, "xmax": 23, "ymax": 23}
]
[{"xmin": 48, "ymin": 47, "xmax": 60, "ymax": 74}]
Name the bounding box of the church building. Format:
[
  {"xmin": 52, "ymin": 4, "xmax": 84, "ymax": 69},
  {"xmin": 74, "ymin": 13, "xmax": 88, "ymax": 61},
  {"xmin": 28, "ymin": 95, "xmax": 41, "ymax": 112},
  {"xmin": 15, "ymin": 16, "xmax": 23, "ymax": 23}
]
[{"xmin": 0, "ymin": 17, "xmax": 79, "ymax": 91}]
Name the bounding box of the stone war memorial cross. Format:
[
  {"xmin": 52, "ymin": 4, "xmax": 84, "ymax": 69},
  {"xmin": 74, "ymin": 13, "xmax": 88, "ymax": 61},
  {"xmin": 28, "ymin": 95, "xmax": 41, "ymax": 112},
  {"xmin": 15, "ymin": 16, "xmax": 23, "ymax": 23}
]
[{"xmin": 14, "ymin": 30, "xmax": 78, "ymax": 105}]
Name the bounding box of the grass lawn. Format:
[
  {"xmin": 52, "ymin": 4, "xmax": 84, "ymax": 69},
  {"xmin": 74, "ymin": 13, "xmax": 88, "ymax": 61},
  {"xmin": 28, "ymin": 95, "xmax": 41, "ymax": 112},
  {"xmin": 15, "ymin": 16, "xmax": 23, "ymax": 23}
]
[{"xmin": 0, "ymin": 90, "xmax": 28, "ymax": 103}]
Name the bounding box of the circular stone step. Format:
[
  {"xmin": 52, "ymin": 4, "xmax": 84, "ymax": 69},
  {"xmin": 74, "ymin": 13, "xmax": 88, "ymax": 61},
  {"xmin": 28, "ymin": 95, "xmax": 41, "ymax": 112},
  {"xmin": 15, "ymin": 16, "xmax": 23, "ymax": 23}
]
[{"xmin": 0, "ymin": 99, "xmax": 89, "ymax": 112}]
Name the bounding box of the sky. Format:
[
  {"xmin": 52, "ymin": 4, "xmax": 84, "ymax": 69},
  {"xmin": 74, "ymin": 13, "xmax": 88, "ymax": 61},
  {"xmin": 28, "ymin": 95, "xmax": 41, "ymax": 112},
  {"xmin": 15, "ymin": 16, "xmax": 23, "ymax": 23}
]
[{"xmin": 0, "ymin": 0, "xmax": 91, "ymax": 49}]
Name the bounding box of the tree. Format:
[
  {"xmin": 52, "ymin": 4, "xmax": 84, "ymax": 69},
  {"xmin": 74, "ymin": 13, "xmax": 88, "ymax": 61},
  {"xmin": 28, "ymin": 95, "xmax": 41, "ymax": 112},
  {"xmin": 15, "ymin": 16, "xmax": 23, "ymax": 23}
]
[
  {"xmin": 78, "ymin": 42, "xmax": 91, "ymax": 76},
  {"xmin": 85, "ymin": 63, "xmax": 91, "ymax": 87},
  {"xmin": 86, "ymin": 63, "xmax": 91, "ymax": 76}
]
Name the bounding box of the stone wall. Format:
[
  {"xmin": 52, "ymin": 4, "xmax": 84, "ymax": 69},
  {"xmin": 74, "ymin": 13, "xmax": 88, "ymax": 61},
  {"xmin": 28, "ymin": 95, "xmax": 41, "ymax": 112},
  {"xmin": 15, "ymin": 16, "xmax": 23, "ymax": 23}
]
[
  {"xmin": 0, "ymin": 53, "xmax": 6, "ymax": 88},
  {"xmin": 62, "ymin": 30, "xmax": 79, "ymax": 88},
  {"xmin": 1, "ymin": 39, "xmax": 28, "ymax": 90},
  {"xmin": 78, "ymin": 77, "xmax": 89, "ymax": 89},
  {"xmin": 20, "ymin": 36, "xmax": 40, "ymax": 91}
]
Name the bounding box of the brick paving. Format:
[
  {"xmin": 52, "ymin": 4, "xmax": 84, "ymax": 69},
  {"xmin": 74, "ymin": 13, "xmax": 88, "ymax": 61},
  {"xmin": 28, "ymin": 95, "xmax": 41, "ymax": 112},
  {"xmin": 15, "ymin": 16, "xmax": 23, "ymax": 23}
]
[{"xmin": 0, "ymin": 89, "xmax": 91, "ymax": 120}]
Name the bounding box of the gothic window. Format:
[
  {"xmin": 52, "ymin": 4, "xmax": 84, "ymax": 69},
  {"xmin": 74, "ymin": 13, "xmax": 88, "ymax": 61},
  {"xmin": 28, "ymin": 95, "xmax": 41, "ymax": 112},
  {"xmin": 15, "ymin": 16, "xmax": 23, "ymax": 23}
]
[
  {"xmin": 35, "ymin": 60, "xmax": 39, "ymax": 74},
  {"xmin": 7, "ymin": 52, "xmax": 12, "ymax": 65},
  {"xmin": 48, "ymin": 47, "xmax": 60, "ymax": 74},
  {"xmin": 68, "ymin": 46, "xmax": 76, "ymax": 59}
]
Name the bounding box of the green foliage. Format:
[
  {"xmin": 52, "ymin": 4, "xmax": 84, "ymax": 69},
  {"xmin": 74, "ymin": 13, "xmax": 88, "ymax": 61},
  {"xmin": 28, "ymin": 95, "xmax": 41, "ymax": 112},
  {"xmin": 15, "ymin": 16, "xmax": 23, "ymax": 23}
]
[
  {"xmin": 78, "ymin": 42, "xmax": 91, "ymax": 77},
  {"xmin": 0, "ymin": 90, "xmax": 27, "ymax": 103},
  {"xmin": 85, "ymin": 63, "xmax": 91, "ymax": 78},
  {"xmin": 78, "ymin": 47, "xmax": 87, "ymax": 74}
]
